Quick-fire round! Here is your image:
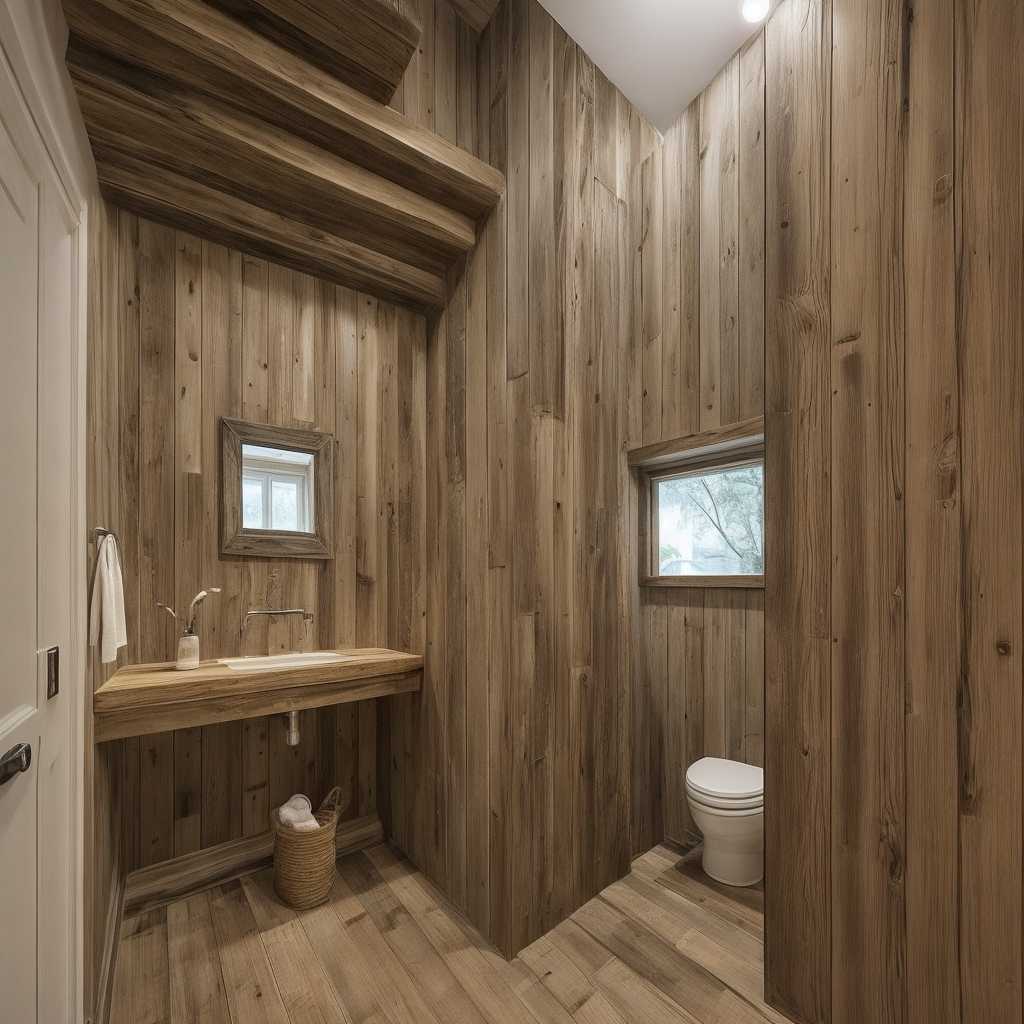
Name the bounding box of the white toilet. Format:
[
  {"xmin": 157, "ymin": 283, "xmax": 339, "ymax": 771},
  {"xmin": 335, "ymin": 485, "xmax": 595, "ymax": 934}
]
[{"xmin": 685, "ymin": 757, "xmax": 764, "ymax": 887}]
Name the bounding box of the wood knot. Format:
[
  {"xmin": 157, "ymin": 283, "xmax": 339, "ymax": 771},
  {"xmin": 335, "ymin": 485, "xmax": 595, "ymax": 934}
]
[
  {"xmin": 997, "ymin": 641, "xmax": 1012, "ymax": 656},
  {"xmin": 933, "ymin": 174, "xmax": 953, "ymax": 203}
]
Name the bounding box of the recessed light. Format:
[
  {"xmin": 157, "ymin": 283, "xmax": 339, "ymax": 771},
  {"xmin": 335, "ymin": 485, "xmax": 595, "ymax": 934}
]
[{"xmin": 742, "ymin": 0, "xmax": 770, "ymax": 22}]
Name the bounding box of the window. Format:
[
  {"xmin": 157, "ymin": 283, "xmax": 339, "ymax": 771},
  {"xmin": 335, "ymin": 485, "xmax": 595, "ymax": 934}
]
[
  {"xmin": 241, "ymin": 444, "xmax": 315, "ymax": 533},
  {"xmin": 633, "ymin": 422, "xmax": 765, "ymax": 587}
]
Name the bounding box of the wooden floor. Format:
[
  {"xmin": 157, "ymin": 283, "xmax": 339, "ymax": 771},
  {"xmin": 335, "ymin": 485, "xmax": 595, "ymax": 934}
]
[{"xmin": 109, "ymin": 844, "xmax": 790, "ymax": 1024}]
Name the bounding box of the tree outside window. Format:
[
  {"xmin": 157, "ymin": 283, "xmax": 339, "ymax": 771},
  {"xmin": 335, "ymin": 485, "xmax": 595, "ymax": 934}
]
[{"xmin": 656, "ymin": 461, "xmax": 764, "ymax": 576}]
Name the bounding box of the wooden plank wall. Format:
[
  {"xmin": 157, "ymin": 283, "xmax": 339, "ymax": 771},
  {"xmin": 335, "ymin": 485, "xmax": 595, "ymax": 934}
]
[
  {"xmin": 637, "ymin": 588, "xmax": 766, "ymax": 849},
  {"xmin": 86, "ymin": 204, "xmax": 428, "ymax": 874},
  {"xmin": 761, "ymin": 0, "xmax": 1024, "ymax": 1021},
  {"xmin": 631, "ymin": 36, "xmax": 767, "ymax": 857},
  {"xmin": 86, "ymin": 197, "xmax": 127, "ymax": 1023},
  {"xmin": 763, "ymin": 1, "xmax": 831, "ymax": 1019},
  {"xmin": 385, "ymin": 0, "xmax": 661, "ymax": 958},
  {"xmin": 87, "ymin": 0, "xmax": 1024, "ymax": 1013}
]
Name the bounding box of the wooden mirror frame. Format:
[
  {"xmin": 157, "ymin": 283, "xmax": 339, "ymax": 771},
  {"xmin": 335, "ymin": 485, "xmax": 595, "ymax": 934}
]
[{"xmin": 220, "ymin": 417, "xmax": 334, "ymax": 559}]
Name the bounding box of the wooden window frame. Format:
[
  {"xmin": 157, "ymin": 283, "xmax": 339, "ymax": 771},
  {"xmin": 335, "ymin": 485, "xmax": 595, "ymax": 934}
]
[
  {"xmin": 221, "ymin": 417, "xmax": 334, "ymax": 559},
  {"xmin": 242, "ymin": 455, "xmax": 315, "ymax": 533},
  {"xmin": 632, "ymin": 419, "xmax": 765, "ymax": 589}
]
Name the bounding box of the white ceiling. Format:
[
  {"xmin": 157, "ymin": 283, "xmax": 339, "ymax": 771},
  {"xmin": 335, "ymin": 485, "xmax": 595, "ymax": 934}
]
[{"xmin": 538, "ymin": 0, "xmax": 766, "ymax": 132}]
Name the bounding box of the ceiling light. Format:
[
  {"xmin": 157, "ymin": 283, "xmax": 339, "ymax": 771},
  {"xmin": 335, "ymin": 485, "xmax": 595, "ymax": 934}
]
[{"xmin": 742, "ymin": 0, "xmax": 770, "ymax": 22}]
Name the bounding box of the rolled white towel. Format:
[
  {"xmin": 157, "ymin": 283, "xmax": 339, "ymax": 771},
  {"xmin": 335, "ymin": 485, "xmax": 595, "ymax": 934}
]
[{"xmin": 277, "ymin": 793, "xmax": 319, "ymax": 831}]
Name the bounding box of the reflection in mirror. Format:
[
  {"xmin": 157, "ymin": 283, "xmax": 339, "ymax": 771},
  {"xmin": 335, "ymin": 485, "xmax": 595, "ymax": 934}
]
[{"xmin": 241, "ymin": 445, "xmax": 315, "ymax": 534}]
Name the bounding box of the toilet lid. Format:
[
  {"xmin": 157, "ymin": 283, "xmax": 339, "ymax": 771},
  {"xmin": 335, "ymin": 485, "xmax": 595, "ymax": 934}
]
[{"xmin": 686, "ymin": 757, "xmax": 763, "ymax": 801}]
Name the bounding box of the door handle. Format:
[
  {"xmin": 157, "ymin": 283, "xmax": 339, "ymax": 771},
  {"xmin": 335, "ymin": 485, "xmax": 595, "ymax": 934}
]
[{"xmin": 0, "ymin": 743, "xmax": 31, "ymax": 786}]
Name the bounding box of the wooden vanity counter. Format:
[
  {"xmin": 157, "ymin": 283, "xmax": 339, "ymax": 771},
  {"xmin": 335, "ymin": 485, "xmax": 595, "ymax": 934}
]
[{"xmin": 93, "ymin": 648, "xmax": 422, "ymax": 742}]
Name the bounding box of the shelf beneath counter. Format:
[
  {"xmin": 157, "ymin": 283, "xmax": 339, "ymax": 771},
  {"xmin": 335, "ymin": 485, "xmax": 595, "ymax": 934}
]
[{"xmin": 93, "ymin": 648, "xmax": 423, "ymax": 743}]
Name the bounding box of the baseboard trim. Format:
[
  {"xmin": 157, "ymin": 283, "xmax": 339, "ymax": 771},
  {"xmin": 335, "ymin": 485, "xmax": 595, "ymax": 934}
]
[{"xmin": 124, "ymin": 813, "xmax": 384, "ymax": 915}]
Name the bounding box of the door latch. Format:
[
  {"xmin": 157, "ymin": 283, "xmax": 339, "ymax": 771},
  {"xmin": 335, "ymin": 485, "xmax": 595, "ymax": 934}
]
[{"xmin": 0, "ymin": 743, "xmax": 32, "ymax": 786}]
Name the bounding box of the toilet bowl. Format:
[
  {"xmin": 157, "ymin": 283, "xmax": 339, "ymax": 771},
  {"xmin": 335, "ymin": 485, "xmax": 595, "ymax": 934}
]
[{"xmin": 685, "ymin": 757, "xmax": 764, "ymax": 887}]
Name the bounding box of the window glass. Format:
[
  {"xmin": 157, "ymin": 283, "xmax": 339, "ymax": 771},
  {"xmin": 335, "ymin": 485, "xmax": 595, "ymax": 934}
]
[
  {"xmin": 656, "ymin": 461, "xmax": 764, "ymax": 576},
  {"xmin": 271, "ymin": 478, "xmax": 300, "ymax": 532},
  {"xmin": 242, "ymin": 476, "xmax": 265, "ymax": 530}
]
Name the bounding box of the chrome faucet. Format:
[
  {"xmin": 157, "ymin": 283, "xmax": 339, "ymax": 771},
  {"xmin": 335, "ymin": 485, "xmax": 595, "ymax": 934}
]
[
  {"xmin": 241, "ymin": 607, "xmax": 314, "ymax": 636},
  {"xmin": 240, "ymin": 608, "xmax": 316, "ymax": 748}
]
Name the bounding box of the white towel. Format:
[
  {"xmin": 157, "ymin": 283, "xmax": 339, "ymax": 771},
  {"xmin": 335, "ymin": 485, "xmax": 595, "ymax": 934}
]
[
  {"xmin": 89, "ymin": 535, "xmax": 127, "ymax": 665},
  {"xmin": 277, "ymin": 793, "xmax": 319, "ymax": 831}
]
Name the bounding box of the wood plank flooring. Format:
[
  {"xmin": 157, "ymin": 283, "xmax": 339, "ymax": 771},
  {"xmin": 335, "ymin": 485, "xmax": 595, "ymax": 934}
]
[{"xmin": 109, "ymin": 845, "xmax": 788, "ymax": 1024}]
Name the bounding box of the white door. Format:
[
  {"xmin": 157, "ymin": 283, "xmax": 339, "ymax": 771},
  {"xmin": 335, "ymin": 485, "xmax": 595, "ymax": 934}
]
[{"xmin": 0, "ymin": 37, "xmax": 78, "ymax": 1024}]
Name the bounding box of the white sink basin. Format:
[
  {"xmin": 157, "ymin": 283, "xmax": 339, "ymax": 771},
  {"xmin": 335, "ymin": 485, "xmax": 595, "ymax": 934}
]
[{"xmin": 219, "ymin": 652, "xmax": 351, "ymax": 672}]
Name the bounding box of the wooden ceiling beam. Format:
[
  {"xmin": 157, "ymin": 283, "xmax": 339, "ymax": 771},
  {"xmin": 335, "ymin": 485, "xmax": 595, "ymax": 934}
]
[
  {"xmin": 95, "ymin": 150, "xmax": 447, "ymax": 311},
  {"xmin": 63, "ymin": 0, "xmax": 504, "ymax": 218},
  {"xmin": 68, "ymin": 51, "xmax": 476, "ymax": 274},
  {"xmin": 205, "ymin": 0, "xmax": 422, "ymax": 103}
]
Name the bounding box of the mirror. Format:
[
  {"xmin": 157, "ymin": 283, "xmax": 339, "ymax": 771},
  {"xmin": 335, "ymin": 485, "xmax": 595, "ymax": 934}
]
[{"xmin": 221, "ymin": 418, "xmax": 334, "ymax": 559}]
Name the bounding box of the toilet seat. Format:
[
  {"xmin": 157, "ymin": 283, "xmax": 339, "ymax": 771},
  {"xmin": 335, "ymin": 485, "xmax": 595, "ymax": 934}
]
[
  {"xmin": 685, "ymin": 788, "xmax": 763, "ymax": 812},
  {"xmin": 685, "ymin": 757, "xmax": 763, "ymax": 811}
]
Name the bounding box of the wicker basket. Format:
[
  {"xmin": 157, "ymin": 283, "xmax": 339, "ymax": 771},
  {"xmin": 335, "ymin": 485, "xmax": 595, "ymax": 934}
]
[{"xmin": 271, "ymin": 787, "xmax": 342, "ymax": 910}]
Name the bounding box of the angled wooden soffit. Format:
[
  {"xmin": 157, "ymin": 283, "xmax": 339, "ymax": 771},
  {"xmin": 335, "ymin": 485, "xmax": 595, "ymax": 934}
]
[
  {"xmin": 62, "ymin": 0, "xmax": 505, "ymax": 311},
  {"xmin": 205, "ymin": 0, "xmax": 423, "ymax": 103}
]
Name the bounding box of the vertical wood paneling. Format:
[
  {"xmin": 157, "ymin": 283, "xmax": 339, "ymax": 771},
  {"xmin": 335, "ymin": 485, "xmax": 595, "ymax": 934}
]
[
  {"xmin": 505, "ymin": 0, "xmax": 529, "ymax": 382},
  {"xmin": 98, "ymin": 212, "xmax": 426, "ymax": 872},
  {"xmin": 669, "ymin": 104, "xmax": 701, "ymax": 438},
  {"xmin": 528, "ymin": 0, "xmax": 556, "ymax": 939},
  {"xmin": 118, "ymin": 212, "xmax": 141, "ymax": 667},
  {"xmin": 89, "ymin": 0, "xmax": 1024, "ymax": 1010},
  {"xmin": 640, "ymin": 149, "xmax": 663, "ymax": 443},
  {"xmin": 763, "ymin": 2, "xmax": 832, "ymax": 1021},
  {"xmin": 484, "ymin": 6, "xmax": 511, "ymax": 955},
  {"xmin": 423, "ymin": 303, "xmax": 448, "ymax": 890},
  {"xmin": 743, "ymin": 591, "xmax": 764, "ymax": 769},
  {"xmin": 549, "ymin": 18, "xmax": 576, "ymax": 934},
  {"xmin": 698, "ymin": 57, "xmax": 739, "ymax": 431},
  {"xmin": 636, "ymin": 591, "xmax": 667, "ymax": 854},
  {"xmin": 240, "ymin": 256, "xmax": 270, "ymax": 662},
  {"xmin": 529, "ymin": 0, "xmax": 557, "ymax": 416},
  {"xmin": 173, "ymin": 233, "xmax": 205, "ymax": 858},
  {"xmin": 173, "ymin": 728, "xmax": 203, "ymax": 856},
  {"xmin": 737, "ymin": 35, "xmax": 765, "ymax": 423},
  {"xmin": 465, "ymin": 239, "xmax": 489, "ymax": 932},
  {"xmin": 639, "ymin": 588, "xmax": 763, "ymax": 856},
  {"xmin": 138, "ymin": 220, "xmax": 176, "ymax": 665},
  {"xmin": 631, "ymin": 24, "xmax": 767, "ymax": 874},
  {"xmin": 393, "ymin": 0, "xmax": 649, "ymax": 958},
  {"xmin": 660, "ymin": 123, "xmax": 683, "ymax": 440},
  {"xmin": 903, "ymin": 1, "xmax": 959, "ymax": 1020},
  {"xmin": 829, "ymin": 1, "xmax": 907, "ymax": 1019},
  {"xmin": 593, "ymin": 69, "xmax": 618, "ymax": 196},
  {"xmin": 136, "ymin": 218, "xmax": 177, "ymax": 867},
  {"xmin": 955, "ymin": 1, "xmax": 1024, "ymax": 1019},
  {"xmin": 333, "ymin": 286, "xmax": 359, "ymax": 650},
  {"xmin": 201, "ymin": 722, "xmax": 242, "ymax": 848},
  {"xmin": 139, "ymin": 733, "xmax": 174, "ymax": 867},
  {"xmin": 201, "ymin": 242, "xmax": 243, "ymax": 659}
]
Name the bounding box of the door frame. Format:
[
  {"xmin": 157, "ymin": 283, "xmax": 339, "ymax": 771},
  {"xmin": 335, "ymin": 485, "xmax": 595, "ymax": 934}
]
[{"xmin": 0, "ymin": 2, "xmax": 93, "ymax": 1019}]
